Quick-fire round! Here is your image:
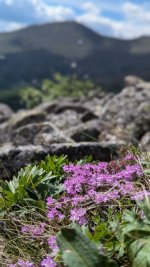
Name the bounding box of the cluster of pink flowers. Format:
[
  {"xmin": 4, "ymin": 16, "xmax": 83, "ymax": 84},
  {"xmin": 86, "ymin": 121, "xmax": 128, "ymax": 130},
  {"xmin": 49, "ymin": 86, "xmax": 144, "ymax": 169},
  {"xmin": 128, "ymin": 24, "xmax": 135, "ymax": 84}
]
[
  {"xmin": 8, "ymin": 256, "xmax": 57, "ymax": 267},
  {"xmin": 131, "ymin": 190, "xmax": 150, "ymax": 200},
  {"xmin": 46, "ymin": 156, "xmax": 145, "ymax": 226},
  {"xmin": 47, "ymin": 235, "xmax": 59, "ymax": 256},
  {"xmin": 9, "ymin": 154, "xmax": 149, "ymax": 267},
  {"xmin": 40, "ymin": 256, "xmax": 57, "ymax": 267},
  {"xmin": 21, "ymin": 223, "xmax": 45, "ymax": 237},
  {"xmin": 8, "ymin": 259, "xmax": 35, "ymax": 267},
  {"xmin": 20, "ymin": 222, "xmax": 58, "ymax": 266}
]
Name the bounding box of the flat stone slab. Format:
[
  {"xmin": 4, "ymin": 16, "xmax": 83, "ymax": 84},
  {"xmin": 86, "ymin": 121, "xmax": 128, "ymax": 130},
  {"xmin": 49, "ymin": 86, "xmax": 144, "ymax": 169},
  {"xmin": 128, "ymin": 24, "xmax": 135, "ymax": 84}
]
[{"xmin": 0, "ymin": 142, "xmax": 122, "ymax": 179}]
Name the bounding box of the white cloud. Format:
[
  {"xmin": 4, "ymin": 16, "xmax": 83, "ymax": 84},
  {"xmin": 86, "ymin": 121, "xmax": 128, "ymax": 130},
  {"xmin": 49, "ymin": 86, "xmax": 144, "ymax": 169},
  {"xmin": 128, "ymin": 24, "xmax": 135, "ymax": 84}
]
[
  {"xmin": 117, "ymin": 2, "xmax": 150, "ymax": 38},
  {"xmin": 0, "ymin": 0, "xmax": 74, "ymax": 25},
  {"xmin": 123, "ymin": 2, "xmax": 150, "ymax": 23},
  {"xmin": 76, "ymin": 1, "xmax": 150, "ymax": 39},
  {"xmin": 4, "ymin": 0, "xmax": 14, "ymax": 5},
  {"xmin": 0, "ymin": 20, "xmax": 24, "ymax": 32},
  {"xmin": 77, "ymin": 2, "xmax": 122, "ymax": 37},
  {"xmin": 37, "ymin": 6, "xmax": 73, "ymax": 21},
  {"xmin": 32, "ymin": 0, "xmax": 74, "ymax": 21},
  {"xmin": 82, "ymin": 2, "xmax": 100, "ymax": 14},
  {"xmin": 0, "ymin": 0, "xmax": 150, "ymax": 39}
]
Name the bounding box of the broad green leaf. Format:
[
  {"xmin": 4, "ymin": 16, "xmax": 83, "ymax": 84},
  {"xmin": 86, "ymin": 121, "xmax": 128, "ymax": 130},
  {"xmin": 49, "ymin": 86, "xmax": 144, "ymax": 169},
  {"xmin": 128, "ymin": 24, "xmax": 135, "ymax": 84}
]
[
  {"xmin": 119, "ymin": 206, "xmax": 150, "ymax": 267},
  {"xmin": 57, "ymin": 227, "xmax": 118, "ymax": 267},
  {"xmin": 128, "ymin": 237, "xmax": 150, "ymax": 267}
]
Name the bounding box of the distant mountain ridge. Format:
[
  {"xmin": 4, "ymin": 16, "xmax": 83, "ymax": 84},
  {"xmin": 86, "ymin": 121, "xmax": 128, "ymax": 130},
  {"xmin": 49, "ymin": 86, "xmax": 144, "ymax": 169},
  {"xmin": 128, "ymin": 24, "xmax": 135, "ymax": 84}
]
[{"xmin": 0, "ymin": 21, "xmax": 150, "ymax": 91}]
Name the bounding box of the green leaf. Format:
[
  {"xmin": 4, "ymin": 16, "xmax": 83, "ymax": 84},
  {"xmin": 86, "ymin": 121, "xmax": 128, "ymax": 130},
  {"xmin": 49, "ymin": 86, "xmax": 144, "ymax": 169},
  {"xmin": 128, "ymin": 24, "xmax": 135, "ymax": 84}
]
[
  {"xmin": 93, "ymin": 223, "xmax": 108, "ymax": 242},
  {"xmin": 128, "ymin": 237, "xmax": 150, "ymax": 267},
  {"xmin": 118, "ymin": 207, "xmax": 150, "ymax": 267},
  {"xmin": 57, "ymin": 227, "xmax": 118, "ymax": 267}
]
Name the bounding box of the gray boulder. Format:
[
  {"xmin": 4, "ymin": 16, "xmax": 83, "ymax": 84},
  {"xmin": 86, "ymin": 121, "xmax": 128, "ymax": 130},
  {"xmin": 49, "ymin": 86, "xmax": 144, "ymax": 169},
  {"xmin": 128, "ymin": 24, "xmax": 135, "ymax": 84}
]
[
  {"xmin": 140, "ymin": 132, "xmax": 150, "ymax": 151},
  {"xmin": 0, "ymin": 103, "xmax": 14, "ymax": 123},
  {"xmin": 65, "ymin": 120, "xmax": 101, "ymax": 142},
  {"xmin": 48, "ymin": 110, "xmax": 81, "ymax": 130},
  {"xmin": 10, "ymin": 110, "xmax": 46, "ymax": 130},
  {"xmin": 12, "ymin": 122, "xmax": 72, "ymax": 146},
  {"xmin": 98, "ymin": 85, "xmax": 150, "ymax": 144},
  {"xmin": 0, "ymin": 143, "xmax": 121, "ymax": 179}
]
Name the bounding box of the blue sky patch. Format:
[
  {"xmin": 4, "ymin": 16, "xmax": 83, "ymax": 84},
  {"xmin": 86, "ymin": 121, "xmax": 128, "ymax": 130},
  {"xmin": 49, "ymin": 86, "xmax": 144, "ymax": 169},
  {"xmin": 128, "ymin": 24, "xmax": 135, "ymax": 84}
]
[{"xmin": 0, "ymin": 0, "xmax": 149, "ymax": 39}]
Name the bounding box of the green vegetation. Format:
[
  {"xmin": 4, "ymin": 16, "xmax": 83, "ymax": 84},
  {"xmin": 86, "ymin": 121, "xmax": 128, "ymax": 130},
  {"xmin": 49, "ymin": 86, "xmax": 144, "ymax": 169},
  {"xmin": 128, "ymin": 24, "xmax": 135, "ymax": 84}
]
[
  {"xmin": 0, "ymin": 88, "xmax": 22, "ymax": 110},
  {"xmin": 20, "ymin": 74, "xmax": 101, "ymax": 109},
  {"xmin": 0, "ymin": 149, "xmax": 150, "ymax": 266},
  {"xmin": 57, "ymin": 228, "xmax": 117, "ymax": 267},
  {"xmin": 0, "ymin": 74, "xmax": 101, "ymax": 110},
  {"xmin": 0, "ymin": 155, "xmax": 68, "ymax": 210}
]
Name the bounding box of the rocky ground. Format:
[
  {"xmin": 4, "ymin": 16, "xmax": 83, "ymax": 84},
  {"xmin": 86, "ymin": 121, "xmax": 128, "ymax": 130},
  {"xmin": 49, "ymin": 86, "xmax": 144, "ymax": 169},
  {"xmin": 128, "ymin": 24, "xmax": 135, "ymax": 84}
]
[{"xmin": 0, "ymin": 76, "xmax": 149, "ymax": 178}]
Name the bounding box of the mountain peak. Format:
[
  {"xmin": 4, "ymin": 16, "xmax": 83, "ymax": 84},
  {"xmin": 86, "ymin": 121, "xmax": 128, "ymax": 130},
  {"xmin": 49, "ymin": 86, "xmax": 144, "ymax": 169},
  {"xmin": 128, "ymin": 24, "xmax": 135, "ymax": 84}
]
[{"xmin": 0, "ymin": 21, "xmax": 150, "ymax": 91}]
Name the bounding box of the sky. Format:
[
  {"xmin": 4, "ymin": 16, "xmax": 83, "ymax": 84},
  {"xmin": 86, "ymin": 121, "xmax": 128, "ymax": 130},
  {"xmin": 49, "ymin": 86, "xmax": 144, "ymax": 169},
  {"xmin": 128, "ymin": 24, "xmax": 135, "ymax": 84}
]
[{"xmin": 0, "ymin": 0, "xmax": 150, "ymax": 39}]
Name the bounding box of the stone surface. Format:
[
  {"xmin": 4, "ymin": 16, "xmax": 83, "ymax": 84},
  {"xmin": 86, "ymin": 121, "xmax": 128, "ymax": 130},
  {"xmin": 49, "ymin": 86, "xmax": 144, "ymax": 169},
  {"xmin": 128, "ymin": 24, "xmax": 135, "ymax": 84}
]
[
  {"xmin": 0, "ymin": 103, "xmax": 14, "ymax": 123},
  {"xmin": 140, "ymin": 132, "xmax": 150, "ymax": 151},
  {"xmin": 81, "ymin": 111, "xmax": 98, "ymax": 122},
  {"xmin": 0, "ymin": 143, "xmax": 121, "ymax": 179},
  {"xmin": 98, "ymin": 85, "xmax": 150, "ymax": 144},
  {"xmin": 48, "ymin": 110, "xmax": 81, "ymax": 130},
  {"xmin": 65, "ymin": 120, "xmax": 101, "ymax": 142},
  {"xmin": 12, "ymin": 122, "xmax": 72, "ymax": 146},
  {"xmin": 10, "ymin": 110, "xmax": 46, "ymax": 130},
  {"xmin": 0, "ymin": 76, "xmax": 149, "ymax": 179},
  {"xmin": 54, "ymin": 103, "xmax": 88, "ymax": 114},
  {"xmin": 124, "ymin": 75, "xmax": 143, "ymax": 87}
]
